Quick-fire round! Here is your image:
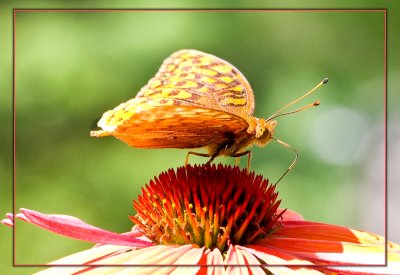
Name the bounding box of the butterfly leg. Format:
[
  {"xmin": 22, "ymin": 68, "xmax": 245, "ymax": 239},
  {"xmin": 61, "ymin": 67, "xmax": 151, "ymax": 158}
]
[
  {"xmin": 272, "ymin": 138, "xmax": 298, "ymax": 184},
  {"xmin": 235, "ymin": 157, "xmax": 240, "ymax": 166},
  {"xmin": 232, "ymin": 150, "xmax": 252, "ymax": 171},
  {"xmin": 185, "ymin": 151, "xmax": 211, "ymax": 167},
  {"xmin": 205, "ymin": 151, "xmax": 219, "ymax": 166}
]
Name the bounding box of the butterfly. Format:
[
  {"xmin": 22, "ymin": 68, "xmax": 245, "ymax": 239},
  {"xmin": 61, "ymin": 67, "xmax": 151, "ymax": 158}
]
[{"xmin": 91, "ymin": 49, "xmax": 327, "ymax": 179}]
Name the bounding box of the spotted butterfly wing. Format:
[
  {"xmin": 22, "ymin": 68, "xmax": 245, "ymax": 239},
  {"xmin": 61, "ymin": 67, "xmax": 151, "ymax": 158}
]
[{"xmin": 91, "ymin": 49, "xmax": 255, "ymax": 149}]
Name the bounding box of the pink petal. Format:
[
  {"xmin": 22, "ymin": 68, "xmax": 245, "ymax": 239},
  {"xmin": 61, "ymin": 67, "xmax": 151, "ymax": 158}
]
[
  {"xmin": 225, "ymin": 245, "xmax": 246, "ymax": 275},
  {"xmin": 207, "ymin": 248, "xmax": 223, "ymax": 265},
  {"xmin": 1, "ymin": 213, "xmax": 14, "ymax": 227},
  {"xmin": 95, "ymin": 244, "xmax": 193, "ymax": 265},
  {"xmin": 197, "ymin": 248, "xmax": 224, "ymax": 275},
  {"xmin": 224, "ymin": 245, "xmax": 265, "ymax": 275},
  {"xmin": 18, "ymin": 208, "xmax": 152, "ymax": 247},
  {"xmin": 170, "ymin": 247, "xmax": 205, "ymax": 274},
  {"xmin": 245, "ymin": 244, "xmax": 317, "ymax": 265},
  {"xmin": 172, "ymin": 246, "xmax": 205, "ymax": 265},
  {"xmin": 245, "ymin": 246, "xmax": 323, "ymax": 274},
  {"xmin": 235, "ymin": 247, "xmax": 266, "ymax": 275},
  {"xmin": 38, "ymin": 244, "xmax": 204, "ymax": 272},
  {"xmin": 279, "ymin": 208, "xmax": 304, "ymax": 221}
]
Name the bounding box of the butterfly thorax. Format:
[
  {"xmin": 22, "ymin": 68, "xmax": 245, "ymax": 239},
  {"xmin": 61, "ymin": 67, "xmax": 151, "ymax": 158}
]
[{"xmin": 208, "ymin": 117, "xmax": 277, "ymax": 157}]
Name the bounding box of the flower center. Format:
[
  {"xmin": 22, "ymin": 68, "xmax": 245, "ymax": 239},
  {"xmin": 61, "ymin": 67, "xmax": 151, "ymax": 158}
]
[{"xmin": 131, "ymin": 164, "xmax": 283, "ymax": 253}]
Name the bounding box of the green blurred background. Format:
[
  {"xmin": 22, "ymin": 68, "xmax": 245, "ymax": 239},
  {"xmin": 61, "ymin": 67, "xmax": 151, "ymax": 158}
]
[{"xmin": 1, "ymin": 1, "xmax": 399, "ymax": 274}]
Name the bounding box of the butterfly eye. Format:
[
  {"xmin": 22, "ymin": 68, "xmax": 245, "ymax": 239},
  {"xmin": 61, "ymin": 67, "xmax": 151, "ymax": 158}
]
[{"xmin": 255, "ymin": 123, "xmax": 265, "ymax": 138}]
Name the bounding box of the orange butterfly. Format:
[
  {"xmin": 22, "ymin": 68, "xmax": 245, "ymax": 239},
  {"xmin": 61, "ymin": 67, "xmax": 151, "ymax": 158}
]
[{"xmin": 91, "ymin": 49, "xmax": 327, "ymax": 180}]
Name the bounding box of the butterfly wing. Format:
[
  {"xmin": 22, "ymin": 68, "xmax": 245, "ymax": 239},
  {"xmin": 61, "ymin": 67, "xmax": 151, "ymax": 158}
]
[
  {"xmin": 91, "ymin": 104, "xmax": 249, "ymax": 149},
  {"xmin": 91, "ymin": 49, "xmax": 254, "ymax": 149}
]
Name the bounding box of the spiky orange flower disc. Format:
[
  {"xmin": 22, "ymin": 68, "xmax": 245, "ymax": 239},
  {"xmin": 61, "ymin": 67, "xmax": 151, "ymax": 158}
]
[{"xmin": 131, "ymin": 164, "xmax": 283, "ymax": 253}]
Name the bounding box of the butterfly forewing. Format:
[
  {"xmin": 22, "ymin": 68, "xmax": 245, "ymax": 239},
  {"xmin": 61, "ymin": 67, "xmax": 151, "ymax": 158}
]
[{"xmin": 136, "ymin": 49, "xmax": 255, "ymax": 117}]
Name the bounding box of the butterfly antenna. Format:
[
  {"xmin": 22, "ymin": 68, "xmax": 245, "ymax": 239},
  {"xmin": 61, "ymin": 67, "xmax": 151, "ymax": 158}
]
[
  {"xmin": 269, "ymin": 101, "xmax": 320, "ymax": 120},
  {"xmin": 267, "ymin": 78, "xmax": 328, "ymax": 121},
  {"xmin": 273, "ymin": 138, "xmax": 298, "ymax": 184}
]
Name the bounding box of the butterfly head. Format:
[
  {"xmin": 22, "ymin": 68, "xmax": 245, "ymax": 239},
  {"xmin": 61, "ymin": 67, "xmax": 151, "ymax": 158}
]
[{"xmin": 253, "ymin": 118, "xmax": 277, "ymax": 147}]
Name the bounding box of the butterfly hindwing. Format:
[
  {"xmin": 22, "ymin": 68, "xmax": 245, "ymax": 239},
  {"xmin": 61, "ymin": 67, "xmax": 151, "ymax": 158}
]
[{"xmin": 92, "ymin": 105, "xmax": 249, "ymax": 148}]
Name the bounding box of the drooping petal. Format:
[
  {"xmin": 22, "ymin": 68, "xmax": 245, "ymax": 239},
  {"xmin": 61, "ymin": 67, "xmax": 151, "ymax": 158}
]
[
  {"xmin": 92, "ymin": 244, "xmax": 199, "ymax": 264},
  {"xmin": 232, "ymin": 245, "xmax": 266, "ymax": 275},
  {"xmin": 36, "ymin": 244, "xmax": 204, "ymax": 274},
  {"xmin": 198, "ymin": 248, "xmax": 225, "ymax": 275},
  {"xmin": 224, "ymin": 245, "xmax": 249, "ymax": 275},
  {"xmin": 240, "ymin": 245, "xmax": 324, "ymax": 274},
  {"xmin": 327, "ymin": 260, "xmax": 400, "ymax": 275},
  {"xmin": 34, "ymin": 245, "xmax": 133, "ymax": 274},
  {"xmin": 249, "ymin": 220, "xmax": 400, "ymax": 274},
  {"xmin": 243, "ymin": 244, "xmax": 319, "ymax": 266},
  {"xmin": 17, "ymin": 208, "xmax": 152, "ymax": 248},
  {"xmin": 1, "ymin": 213, "xmax": 14, "ymax": 227},
  {"xmin": 313, "ymin": 237, "xmax": 400, "ymax": 275}
]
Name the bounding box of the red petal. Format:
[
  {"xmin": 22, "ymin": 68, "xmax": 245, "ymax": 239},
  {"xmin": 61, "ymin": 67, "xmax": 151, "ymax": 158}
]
[
  {"xmin": 18, "ymin": 208, "xmax": 152, "ymax": 248},
  {"xmin": 277, "ymin": 221, "xmax": 361, "ymax": 243}
]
